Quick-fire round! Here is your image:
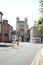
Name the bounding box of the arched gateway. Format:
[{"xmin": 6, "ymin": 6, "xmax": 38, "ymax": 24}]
[
  {"xmin": 16, "ymin": 17, "xmax": 28, "ymax": 42},
  {"xmin": 19, "ymin": 28, "xmax": 24, "ymax": 41}
]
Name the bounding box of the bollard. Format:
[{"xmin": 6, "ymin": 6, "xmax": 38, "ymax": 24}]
[
  {"xmin": 17, "ymin": 42, "xmax": 19, "ymax": 46},
  {"xmin": 17, "ymin": 40, "xmax": 19, "ymax": 46},
  {"xmin": 11, "ymin": 43, "xmax": 14, "ymax": 48}
]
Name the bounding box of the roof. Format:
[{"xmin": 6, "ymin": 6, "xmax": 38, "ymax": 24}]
[
  {"xmin": 30, "ymin": 25, "xmax": 38, "ymax": 30},
  {"xmin": 8, "ymin": 24, "xmax": 13, "ymax": 29}
]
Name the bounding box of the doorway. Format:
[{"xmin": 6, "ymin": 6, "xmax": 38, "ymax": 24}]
[{"xmin": 21, "ymin": 36, "xmax": 24, "ymax": 42}]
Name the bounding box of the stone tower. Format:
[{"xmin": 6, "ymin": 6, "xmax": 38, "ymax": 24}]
[{"xmin": 16, "ymin": 17, "xmax": 28, "ymax": 41}]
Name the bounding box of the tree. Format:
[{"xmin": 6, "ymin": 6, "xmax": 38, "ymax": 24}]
[
  {"xmin": 35, "ymin": 0, "xmax": 43, "ymax": 43},
  {"xmin": 37, "ymin": 17, "xmax": 43, "ymax": 25},
  {"xmin": 37, "ymin": 17, "xmax": 43, "ymax": 43},
  {"xmin": 39, "ymin": 0, "xmax": 43, "ymax": 17}
]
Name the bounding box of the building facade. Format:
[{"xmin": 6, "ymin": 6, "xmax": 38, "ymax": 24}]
[
  {"xmin": 2, "ymin": 20, "xmax": 8, "ymax": 42},
  {"xmin": 16, "ymin": 17, "xmax": 28, "ymax": 41},
  {"xmin": 8, "ymin": 24, "xmax": 13, "ymax": 42},
  {"xmin": 11, "ymin": 30, "xmax": 16, "ymax": 41},
  {"xmin": 2, "ymin": 20, "xmax": 13, "ymax": 42},
  {"xmin": 30, "ymin": 25, "xmax": 43, "ymax": 43}
]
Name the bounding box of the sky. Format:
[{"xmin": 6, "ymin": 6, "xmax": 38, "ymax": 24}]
[{"xmin": 0, "ymin": 0, "xmax": 40, "ymax": 30}]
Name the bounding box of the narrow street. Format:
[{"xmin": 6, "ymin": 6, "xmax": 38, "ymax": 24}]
[{"xmin": 0, "ymin": 42, "xmax": 43, "ymax": 65}]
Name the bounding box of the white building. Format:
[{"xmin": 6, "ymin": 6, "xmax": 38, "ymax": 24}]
[{"xmin": 30, "ymin": 25, "xmax": 43, "ymax": 43}]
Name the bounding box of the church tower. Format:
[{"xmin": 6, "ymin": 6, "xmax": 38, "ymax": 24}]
[{"xmin": 16, "ymin": 17, "xmax": 28, "ymax": 42}]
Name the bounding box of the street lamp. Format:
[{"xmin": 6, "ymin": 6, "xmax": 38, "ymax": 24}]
[{"xmin": 0, "ymin": 12, "xmax": 3, "ymax": 42}]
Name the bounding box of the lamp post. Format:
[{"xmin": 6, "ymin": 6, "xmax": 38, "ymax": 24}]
[{"xmin": 0, "ymin": 12, "xmax": 3, "ymax": 42}]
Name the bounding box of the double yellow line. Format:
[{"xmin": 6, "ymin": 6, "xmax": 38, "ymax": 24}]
[{"xmin": 31, "ymin": 49, "xmax": 42, "ymax": 65}]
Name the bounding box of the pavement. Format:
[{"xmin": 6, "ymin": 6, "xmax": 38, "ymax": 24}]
[
  {"xmin": 0, "ymin": 43, "xmax": 11, "ymax": 52},
  {"xmin": 38, "ymin": 55, "xmax": 43, "ymax": 65},
  {"xmin": 0, "ymin": 42, "xmax": 43, "ymax": 65},
  {"xmin": 38, "ymin": 48, "xmax": 43, "ymax": 65}
]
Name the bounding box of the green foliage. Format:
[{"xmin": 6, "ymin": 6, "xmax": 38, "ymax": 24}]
[
  {"xmin": 38, "ymin": 24, "xmax": 43, "ymax": 33},
  {"xmin": 37, "ymin": 1, "xmax": 43, "ymax": 43},
  {"xmin": 37, "ymin": 17, "xmax": 43, "ymax": 25},
  {"xmin": 38, "ymin": 2, "xmax": 43, "ymax": 33},
  {"xmin": 39, "ymin": 1, "xmax": 43, "ymax": 16}
]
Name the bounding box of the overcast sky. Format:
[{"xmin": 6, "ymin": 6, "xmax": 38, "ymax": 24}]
[{"xmin": 0, "ymin": 0, "xmax": 40, "ymax": 30}]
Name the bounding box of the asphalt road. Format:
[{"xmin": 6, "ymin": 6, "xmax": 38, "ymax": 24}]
[{"xmin": 0, "ymin": 42, "xmax": 43, "ymax": 65}]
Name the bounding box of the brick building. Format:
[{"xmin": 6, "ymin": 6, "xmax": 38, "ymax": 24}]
[
  {"xmin": 2, "ymin": 20, "xmax": 8, "ymax": 42},
  {"xmin": 2, "ymin": 20, "xmax": 13, "ymax": 42}
]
